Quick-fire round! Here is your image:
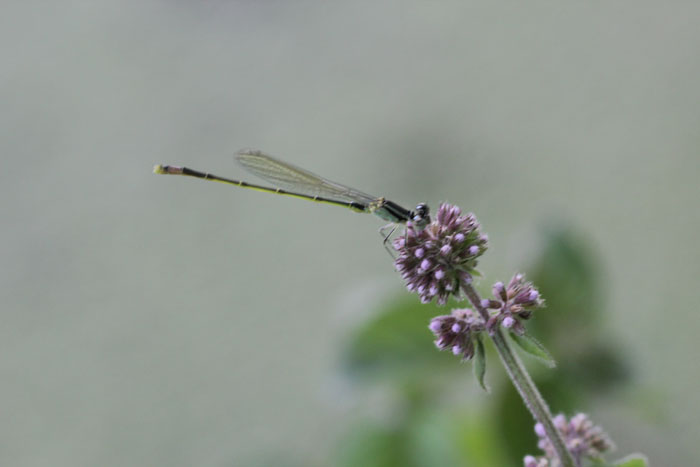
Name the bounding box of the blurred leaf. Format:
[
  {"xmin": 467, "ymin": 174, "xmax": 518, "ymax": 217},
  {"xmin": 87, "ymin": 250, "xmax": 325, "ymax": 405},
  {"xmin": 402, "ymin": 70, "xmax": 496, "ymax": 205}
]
[
  {"xmin": 612, "ymin": 454, "xmax": 649, "ymax": 466},
  {"xmin": 528, "ymin": 224, "xmax": 603, "ymax": 343},
  {"xmin": 509, "ymin": 331, "xmax": 556, "ymax": 368},
  {"xmin": 565, "ymin": 343, "xmax": 632, "ymax": 393},
  {"xmin": 474, "ymin": 335, "xmax": 488, "ymax": 392},
  {"xmin": 405, "ymin": 410, "xmax": 465, "ymax": 467},
  {"xmin": 335, "ymin": 405, "xmax": 511, "ymax": 467},
  {"xmin": 341, "ymin": 296, "xmax": 461, "ymax": 382},
  {"xmin": 335, "ymin": 412, "xmax": 466, "ymax": 467},
  {"xmin": 527, "ymin": 225, "xmax": 631, "ymax": 392},
  {"xmin": 451, "ymin": 408, "xmax": 511, "ymax": 466},
  {"xmin": 335, "ymin": 422, "xmax": 407, "ymax": 467},
  {"xmin": 589, "ymin": 454, "xmax": 649, "ymax": 467}
]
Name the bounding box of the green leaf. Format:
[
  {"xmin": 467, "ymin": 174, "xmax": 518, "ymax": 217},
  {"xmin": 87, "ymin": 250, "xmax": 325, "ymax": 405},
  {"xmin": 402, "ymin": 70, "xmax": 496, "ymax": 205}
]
[
  {"xmin": 509, "ymin": 331, "xmax": 556, "ymax": 368},
  {"xmin": 473, "ymin": 335, "xmax": 488, "ymax": 392},
  {"xmin": 341, "ymin": 296, "xmax": 459, "ymax": 382},
  {"xmin": 451, "ymin": 408, "xmax": 511, "ymax": 466},
  {"xmin": 527, "ymin": 224, "xmax": 602, "ymax": 339},
  {"xmin": 335, "ymin": 422, "xmax": 406, "ymax": 467},
  {"xmin": 613, "ymin": 454, "xmax": 649, "ymax": 467}
]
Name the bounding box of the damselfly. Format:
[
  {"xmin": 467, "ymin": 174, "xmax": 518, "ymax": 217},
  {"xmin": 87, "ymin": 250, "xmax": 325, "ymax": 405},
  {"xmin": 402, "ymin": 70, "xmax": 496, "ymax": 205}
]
[{"xmin": 153, "ymin": 149, "xmax": 431, "ymax": 246}]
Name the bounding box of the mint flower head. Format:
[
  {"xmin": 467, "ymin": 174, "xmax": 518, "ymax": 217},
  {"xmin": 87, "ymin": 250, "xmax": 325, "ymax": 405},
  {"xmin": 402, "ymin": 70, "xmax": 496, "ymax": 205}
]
[
  {"xmin": 525, "ymin": 413, "xmax": 614, "ymax": 467},
  {"xmin": 429, "ymin": 308, "xmax": 485, "ymax": 361},
  {"xmin": 482, "ymin": 273, "xmax": 544, "ymax": 334},
  {"xmin": 393, "ymin": 203, "xmax": 488, "ymax": 305}
]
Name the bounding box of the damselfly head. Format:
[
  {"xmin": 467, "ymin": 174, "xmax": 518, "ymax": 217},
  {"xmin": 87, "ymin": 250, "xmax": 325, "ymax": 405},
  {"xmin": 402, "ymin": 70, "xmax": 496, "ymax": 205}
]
[{"xmin": 411, "ymin": 203, "xmax": 431, "ymax": 229}]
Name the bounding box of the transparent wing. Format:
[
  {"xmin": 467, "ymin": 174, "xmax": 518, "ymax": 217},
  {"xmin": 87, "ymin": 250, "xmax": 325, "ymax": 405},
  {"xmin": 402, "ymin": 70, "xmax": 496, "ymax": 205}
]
[{"xmin": 235, "ymin": 149, "xmax": 378, "ymax": 204}]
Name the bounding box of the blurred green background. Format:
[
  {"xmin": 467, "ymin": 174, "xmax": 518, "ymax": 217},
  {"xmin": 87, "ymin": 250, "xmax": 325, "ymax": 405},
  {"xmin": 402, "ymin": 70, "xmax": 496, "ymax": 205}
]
[{"xmin": 2, "ymin": 1, "xmax": 698, "ymax": 465}]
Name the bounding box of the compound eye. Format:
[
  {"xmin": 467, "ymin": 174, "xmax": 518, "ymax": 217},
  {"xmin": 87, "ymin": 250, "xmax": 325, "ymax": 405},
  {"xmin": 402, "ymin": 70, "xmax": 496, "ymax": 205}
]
[{"xmin": 411, "ymin": 203, "xmax": 431, "ymax": 228}]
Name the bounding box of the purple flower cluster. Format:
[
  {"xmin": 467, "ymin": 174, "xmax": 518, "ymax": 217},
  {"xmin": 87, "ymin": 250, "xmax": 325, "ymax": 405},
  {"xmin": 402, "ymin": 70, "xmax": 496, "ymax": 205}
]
[
  {"xmin": 428, "ymin": 308, "xmax": 485, "ymax": 361},
  {"xmin": 394, "ymin": 203, "xmax": 488, "ymax": 305},
  {"xmin": 525, "ymin": 413, "xmax": 613, "ymax": 466},
  {"xmin": 481, "ymin": 273, "xmax": 544, "ymax": 335}
]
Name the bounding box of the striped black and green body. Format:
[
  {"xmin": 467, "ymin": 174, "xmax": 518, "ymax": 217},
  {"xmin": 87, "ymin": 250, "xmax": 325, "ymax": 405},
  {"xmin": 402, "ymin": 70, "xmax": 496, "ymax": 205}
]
[{"xmin": 154, "ymin": 164, "xmax": 370, "ymax": 214}]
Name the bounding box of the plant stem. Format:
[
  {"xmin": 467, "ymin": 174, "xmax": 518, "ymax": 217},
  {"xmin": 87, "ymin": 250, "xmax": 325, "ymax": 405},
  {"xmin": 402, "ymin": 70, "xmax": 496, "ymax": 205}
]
[{"xmin": 463, "ymin": 282, "xmax": 576, "ymax": 467}]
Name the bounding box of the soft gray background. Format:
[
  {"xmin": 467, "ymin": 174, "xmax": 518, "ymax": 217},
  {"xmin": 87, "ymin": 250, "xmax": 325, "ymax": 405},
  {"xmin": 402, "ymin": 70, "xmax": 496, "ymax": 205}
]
[{"xmin": 2, "ymin": 1, "xmax": 698, "ymax": 465}]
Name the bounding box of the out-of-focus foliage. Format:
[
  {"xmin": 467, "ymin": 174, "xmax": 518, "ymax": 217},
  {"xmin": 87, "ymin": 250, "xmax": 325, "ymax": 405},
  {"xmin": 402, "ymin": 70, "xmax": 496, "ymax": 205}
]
[
  {"xmin": 589, "ymin": 453, "xmax": 649, "ymax": 467},
  {"xmin": 611, "ymin": 454, "xmax": 649, "ymax": 466},
  {"xmin": 335, "ymin": 405, "xmax": 510, "ymax": 467},
  {"xmin": 334, "ymin": 223, "xmax": 632, "ymax": 466},
  {"xmin": 339, "ymin": 297, "xmax": 451, "ymax": 383}
]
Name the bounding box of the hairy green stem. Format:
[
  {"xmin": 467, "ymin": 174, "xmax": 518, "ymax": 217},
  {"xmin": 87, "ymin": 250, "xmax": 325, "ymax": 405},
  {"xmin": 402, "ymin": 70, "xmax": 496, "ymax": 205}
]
[{"xmin": 463, "ymin": 282, "xmax": 576, "ymax": 467}]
